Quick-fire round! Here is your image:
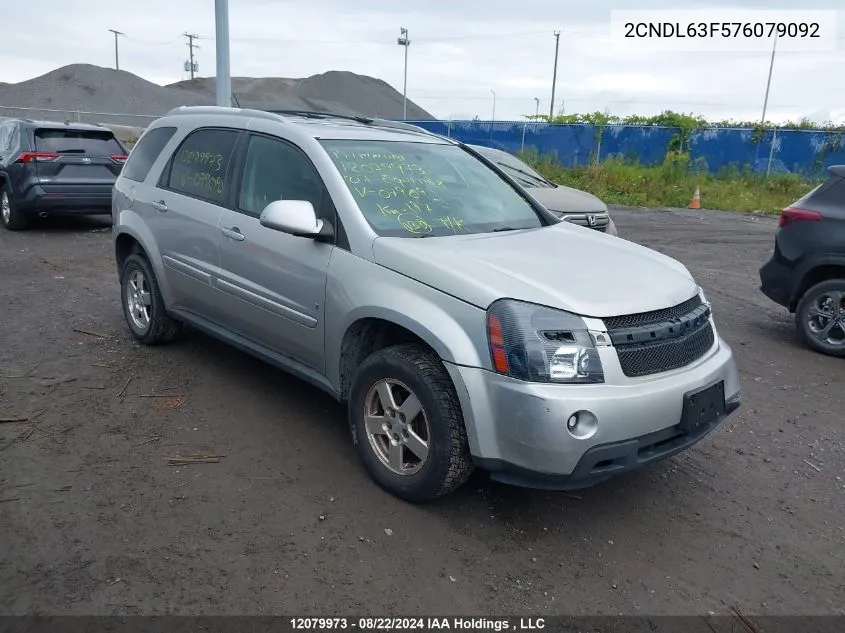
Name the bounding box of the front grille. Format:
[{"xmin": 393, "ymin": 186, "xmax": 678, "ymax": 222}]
[
  {"xmin": 603, "ymin": 294, "xmax": 715, "ymax": 377},
  {"xmin": 614, "ymin": 322, "xmax": 715, "ymax": 377},
  {"xmin": 561, "ymin": 213, "xmax": 609, "ymax": 232},
  {"xmin": 603, "ymin": 295, "xmax": 703, "ymax": 330}
]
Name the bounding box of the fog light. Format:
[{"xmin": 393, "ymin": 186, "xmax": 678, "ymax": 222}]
[
  {"xmin": 565, "ymin": 410, "xmax": 598, "ymax": 440},
  {"xmin": 567, "ymin": 414, "xmax": 578, "ymax": 431}
]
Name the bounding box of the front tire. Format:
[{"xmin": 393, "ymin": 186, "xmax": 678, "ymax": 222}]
[
  {"xmin": 348, "ymin": 344, "xmax": 474, "ymax": 503},
  {"xmin": 120, "ymin": 253, "xmax": 182, "ymax": 345},
  {"xmin": 795, "ymin": 279, "xmax": 845, "ymax": 357},
  {"xmin": 1, "ymin": 183, "xmax": 28, "ymax": 231}
]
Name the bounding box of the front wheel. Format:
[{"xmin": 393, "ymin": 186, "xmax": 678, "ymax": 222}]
[
  {"xmin": 348, "ymin": 344, "xmax": 474, "ymax": 503},
  {"xmin": 795, "ymin": 279, "xmax": 845, "ymax": 357}
]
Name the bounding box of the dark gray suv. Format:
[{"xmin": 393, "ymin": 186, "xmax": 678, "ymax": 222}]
[{"xmin": 0, "ymin": 118, "xmax": 128, "ymax": 230}]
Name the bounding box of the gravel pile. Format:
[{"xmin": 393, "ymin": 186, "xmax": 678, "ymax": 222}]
[{"xmin": 0, "ymin": 63, "xmax": 433, "ymax": 130}]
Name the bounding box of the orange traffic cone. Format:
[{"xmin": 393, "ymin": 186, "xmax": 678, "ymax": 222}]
[{"xmin": 688, "ymin": 185, "xmax": 701, "ymax": 209}]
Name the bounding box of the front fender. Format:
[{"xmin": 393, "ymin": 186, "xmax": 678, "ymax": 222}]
[
  {"xmin": 324, "ymin": 249, "xmax": 490, "ymax": 392},
  {"xmin": 114, "ymin": 209, "xmax": 174, "ymax": 307}
]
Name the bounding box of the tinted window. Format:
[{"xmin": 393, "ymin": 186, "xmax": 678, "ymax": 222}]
[
  {"xmin": 319, "ymin": 139, "xmax": 543, "ymax": 237},
  {"xmin": 34, "ymin": 128, "xmax": 124, "ymax": 155},
  {"xmin": 122, "ymin": 126, "xmax": 177, "ymax": 183},
  {"xmin": 238, "ymin": 134, "xmax": 326, "ymax": 218},
  {"xmin": 166, "ymin": 128, "xmax": 239, "ymax": 205}
]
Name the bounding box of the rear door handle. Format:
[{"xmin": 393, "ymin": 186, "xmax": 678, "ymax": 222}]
[
  {"xmin": 221, "ymin": 226, "xmax": 245, "ymax": 242},
  {"xmin": 151, "ymin": 200, "xmax": 168, "ymax": 212}
]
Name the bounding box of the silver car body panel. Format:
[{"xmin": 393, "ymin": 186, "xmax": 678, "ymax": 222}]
[{"xmin": 112, "ymin": 108, "xmax": 740, "ymax": 484}]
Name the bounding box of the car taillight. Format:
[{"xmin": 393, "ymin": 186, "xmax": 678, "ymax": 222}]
[
  {"xmin": 15, "ymin": 151, "xmax": 59, "ymax": 163},
  {"xmin": 779, "ymin": 207, "xmax": 822, "ymax": 227},
  {"xmin": 110, "ymin": 155, "xmax": 128, "ymax": 163}
]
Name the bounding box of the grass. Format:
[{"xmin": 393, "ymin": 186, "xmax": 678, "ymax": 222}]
[{"xmin": 517, "ymin": 148, "xmax": 822, "ymax": 214}]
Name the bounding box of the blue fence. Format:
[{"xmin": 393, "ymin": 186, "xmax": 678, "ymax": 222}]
[{"xmin": 407, "ymin": 120, "xmax": 845, "ymax": 178}]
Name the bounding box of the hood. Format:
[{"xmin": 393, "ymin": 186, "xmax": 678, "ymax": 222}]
[
  {"xmin": 524, "ymin": 184, "xmax": 608, "ymax": 214},
  {"xmin": 372, "ymin": 223, "xmax": 698, "ymax": 317}
]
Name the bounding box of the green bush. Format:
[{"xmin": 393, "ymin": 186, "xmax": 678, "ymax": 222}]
[{"xmin": 517, "ymin": 150, "xmax": 821, "ymax": 214}]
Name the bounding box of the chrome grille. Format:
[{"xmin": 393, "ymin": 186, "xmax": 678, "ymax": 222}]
[
  {"xmin": 603, "ymin": 295, "xmax": 715, "ymax": 378},
  {"xmin": 560, "ymin": 213, "xmax": 609, "ymax": 232}
]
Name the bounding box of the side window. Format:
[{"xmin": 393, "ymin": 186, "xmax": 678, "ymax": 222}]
[
  {"xmin": 237, "ymin": 134, "xmax": 327, "ymax": 218},
  {"xmin": 166, "ymin": 128, "xmax": 239, "ymax": 204},
  {"xmin": 0, "ymin": 123, "xmax": 9, "ymax": 152},
  {"xmin": 122, "ymin": 126, "xmax": 177, "ymax": 182}
]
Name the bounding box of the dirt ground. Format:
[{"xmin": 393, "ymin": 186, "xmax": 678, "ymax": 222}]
[{"xmin": 1, "ymin": 207, "xmax": 843, "ymax": 617}]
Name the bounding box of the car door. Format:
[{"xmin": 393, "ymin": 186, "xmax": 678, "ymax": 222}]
[
  {"xmin": 215, "ymin": 132, "xmax": 335, "ymax": 372},
  {"xmin": 147, "ymin": 126, "xmax": 241, "ymax": 321}
]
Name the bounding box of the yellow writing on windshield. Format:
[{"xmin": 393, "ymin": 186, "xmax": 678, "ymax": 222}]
[
  {"xmin": 439, "ymin": 216, "xmax": 467, "ymax": 233},
  {"xmin": 398, "ymin": 213, "xmax": 432, "ymax": 235}
]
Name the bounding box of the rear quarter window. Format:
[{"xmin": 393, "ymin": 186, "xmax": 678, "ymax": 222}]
[
  {"xmin": 164, "ymin": 128, "xmax": 240, "ymax": 205},
  {"xmin": 35, "ymin": 128, "xmax": 125, "ymax": 155},
  {"xmin": 122, "ymin": 126, "xmax": 177, "ymax": 183}
]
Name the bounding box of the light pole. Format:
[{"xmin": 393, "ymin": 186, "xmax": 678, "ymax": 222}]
[
  {"xmin": 215, "ymin": 0, "xmax": 231, "ymax": 106},
  {"xmin": 491, "ymin": 89, "xmax": 496, "ymax": 122},
  {"xmin": 761, "ymin": 33, "xmax": 778, "ymax": 125},
  {"xmin": 534, "ymin": 97, "xmax": 540, "ymax": 119},
  {"xmin": 108, "ymin": 29, "xmax": 124, "ymax": 70},
  {"xmin": 550, "ymin": 30, "xmax": 560, "ymax": 120},
  {"xmin": 397, "ymin": 28, "xmax": 411, "ymax": 120}
]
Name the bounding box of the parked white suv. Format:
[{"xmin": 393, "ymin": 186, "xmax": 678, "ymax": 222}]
[{"xmin": 112, "ymin": 107, "xmax": 741, "ymax": 502}]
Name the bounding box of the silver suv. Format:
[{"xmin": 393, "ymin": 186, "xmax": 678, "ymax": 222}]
[{"xmin": 112, "ymin": 107, "xmax": 741, "ymax": 503}]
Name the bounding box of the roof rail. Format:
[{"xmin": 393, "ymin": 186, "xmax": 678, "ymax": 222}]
[
  {"xmin": 263, "ymin": 109, "xmax": 439, "ymax": 137},
  {"xmin": 164, "ymin": 105, "xmax": 288, "ymax": 124}
]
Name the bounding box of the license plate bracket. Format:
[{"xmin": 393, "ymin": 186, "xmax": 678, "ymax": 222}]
[{"xmin": 680, "ymin": 380, "xmax": 726, "ymax": 435}]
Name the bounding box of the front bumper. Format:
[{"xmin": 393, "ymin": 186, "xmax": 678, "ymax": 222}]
[{"xmin": 444, "ymin": 334, "xmax": 740, "ymax": 490}]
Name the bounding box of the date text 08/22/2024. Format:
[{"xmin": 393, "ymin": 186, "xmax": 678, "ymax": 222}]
[{"xmin": 290, "ymin": 618, "xmax": 547, "ymax": 631}]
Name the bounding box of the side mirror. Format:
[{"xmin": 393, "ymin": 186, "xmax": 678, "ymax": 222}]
[{"xmin": 259, "ymin": 200, "xmax": 334, "ymax": 241}]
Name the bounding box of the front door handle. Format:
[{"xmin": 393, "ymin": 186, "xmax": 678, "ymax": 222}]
[
  {"xmin": 221, "ymin": 226, "xmax": 245, "ymax": 242},
  {"xmin": 151, "ymin": 200, "xmax": 168, "ymax": 212}
]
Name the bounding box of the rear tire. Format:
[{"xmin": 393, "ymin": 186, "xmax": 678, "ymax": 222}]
[
  {"xmin": 120, "ymin": 253, "xmax": 182, "ymax": 345},
  {"xmin": 795, "ymin": 279, "xmax": 845, "ymax": 357},
  {"xmin": 348, "ymin": 344, "xmax": 474, "ymax": 503},
  {"xmin": 1, "ymin": 183, "xmax": 28, "ymax": 231}
]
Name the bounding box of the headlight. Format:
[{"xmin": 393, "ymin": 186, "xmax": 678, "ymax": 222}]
[{"xmin": 487, "ymin": 299, "xmax": 604, "ymax": 383}]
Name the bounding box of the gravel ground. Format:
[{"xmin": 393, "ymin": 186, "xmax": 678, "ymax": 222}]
[{"xmin": 0, "ymin": 207, "xmax": 843, "ymax": 616}]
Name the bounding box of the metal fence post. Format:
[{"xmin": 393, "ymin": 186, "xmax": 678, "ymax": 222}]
[{"xmin": 766, "ymin": 127, "xmax": 777, "ymax": 178}]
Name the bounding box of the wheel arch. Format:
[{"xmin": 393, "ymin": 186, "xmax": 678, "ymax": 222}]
[
  {"xmin": 113, "ymin": 211, "xmax": 174, "ymax": 307},
  {"xmin": 790, "ymin": 256, "xmax": 845, "ymax": 310}
]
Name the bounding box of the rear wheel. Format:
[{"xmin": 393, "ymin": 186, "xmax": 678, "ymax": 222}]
[
  {"xmin": 120, "ymin": 253, "xmax": 182, "ymax": 345},
  {"xmin": 795, "ymin": 279, "xmax": 845, "ymax": 357},
  {"xmin": 1, "ymin": 183, "xmax": 28, "ymax": 231},
  {"xmin": 348, "ymin": 344, "xmax": 473, "ymax": 503}
]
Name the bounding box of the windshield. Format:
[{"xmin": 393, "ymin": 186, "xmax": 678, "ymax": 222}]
[
  {"xmin": 476, "ymin": 149, "xmax": 554, "ymax": 188},
  {"xmin": 319, "ymin": 139, "xmax": 544, "ymax": 237}
]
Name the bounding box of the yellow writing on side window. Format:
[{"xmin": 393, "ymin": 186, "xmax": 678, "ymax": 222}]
[
  {"xmin": 179, "ymin": 149, "xmax": 225, "ymax": 172},
  {"xmin": 180, "ymin": 169, "xmax": 225, "ymax": 196}
]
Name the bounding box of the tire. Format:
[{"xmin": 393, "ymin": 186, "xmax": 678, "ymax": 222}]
[
  {"xmin": 1, "ymin": 183, "xmax": 28, "ymax": 231},
  {"xmin": 795, "ymin": 278, "xmax": 845, "ymax": 358},
  {"xmin": 348, "ymin": 343, "xmax": 474, "ymax": 503},
  {"xmin": 120, "ymin": 253, "xmax": 182, "ymax": 345}
]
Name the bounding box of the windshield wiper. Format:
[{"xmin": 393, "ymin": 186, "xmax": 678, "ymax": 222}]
[
  {"xmin": 495, "ymin": 162, "xmax": 553, "ymax": 187},
  {"xmin": 491, "ymin": 227, "xmax": 524, "ymax": 232}
]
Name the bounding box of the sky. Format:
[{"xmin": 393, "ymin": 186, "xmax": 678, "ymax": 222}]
[{"xmin": 1, "ymin": 0, "xmax": 843, "ymax": 123}]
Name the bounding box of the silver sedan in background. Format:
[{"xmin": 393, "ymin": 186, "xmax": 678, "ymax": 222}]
[{"xmin": 469, "ymin": 144, "xmax": 618, "ymax": 236}]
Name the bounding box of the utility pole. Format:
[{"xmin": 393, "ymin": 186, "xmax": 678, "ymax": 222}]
[
  {"xmin": 534, "ymin": 97, "xmax": 540, "ymax": 119},
  {"xmin": 215, "ymin": 0, "xmax": 231, "ymax": 107},
  {"xmin": 183, "ymin": 32, "xmax": 200, "ymax": 80},
  {"xmin": 760, "ymin": 33, "xmax": 778, "ymax": 125},
  {"xmin": 397, "ymin": 28, "xmax": 411, "ymax": 120},
  {"xmin": 108, "ymin": 29, "xmax": 124, "ymax": 71},
  {"xmin": 550, "ymin": 30, "xmax": 560, "ymax": 121},
  {"xmin": 491, "ymin": 90, "xmax": 496, "ymax": 122}
]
